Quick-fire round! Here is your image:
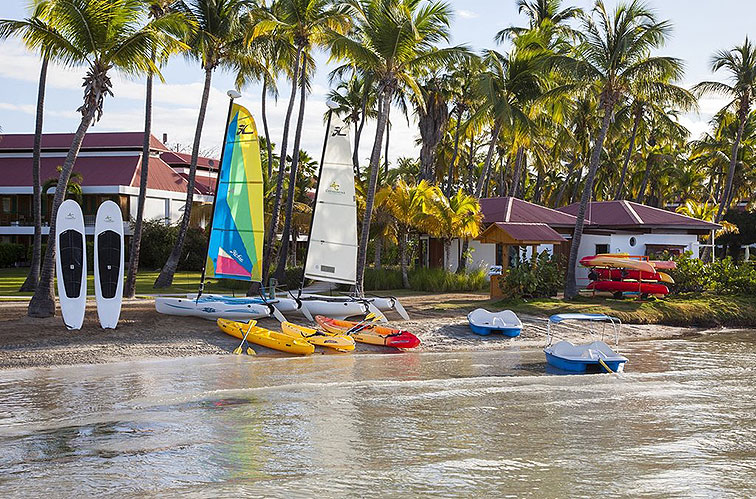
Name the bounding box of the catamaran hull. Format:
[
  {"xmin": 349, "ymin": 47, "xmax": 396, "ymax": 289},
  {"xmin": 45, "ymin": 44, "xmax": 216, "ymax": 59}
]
[
  {"xmin": 156, "ymin": 297, "xmax": 271, "ymax": 320},
  {"xmin": 298, "ymin": 297, "xmax": 368, "ymax": 320}
]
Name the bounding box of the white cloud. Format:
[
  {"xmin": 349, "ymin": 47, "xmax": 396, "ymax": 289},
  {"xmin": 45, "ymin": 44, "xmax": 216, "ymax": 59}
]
[
  {"xmin": 0, "ymin": 102, "xmax": 36, "ymax": 114},
  {"xmin": 457, "ymin": 9, "xmax": 478, "ymax": 19}
]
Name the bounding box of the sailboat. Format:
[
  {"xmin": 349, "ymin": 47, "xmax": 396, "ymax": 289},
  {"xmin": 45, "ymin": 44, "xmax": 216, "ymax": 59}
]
[
  {"xmin": 156, "ymin": 98, "xmax": 287, "ymax": 321},
  {"xmin": 282, "ymin": 110, "xmax": 409, "ymax": 321}
]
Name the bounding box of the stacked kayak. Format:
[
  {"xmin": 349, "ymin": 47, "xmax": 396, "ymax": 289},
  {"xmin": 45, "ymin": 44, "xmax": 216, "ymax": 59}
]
[
  {"xmin": 217, "ymin": 318, "xmax": 314, "ymax": 355},
  {"xmin": 281, "ymin": 321, "xmax": 355, "ymax": 352},
  {"xmin": 581, "ymin": 254, "xmax": 674, "ymax": 297},
  {"xmin": 316, "ymin": 315, "xmax": 420, "ymax": 349}
]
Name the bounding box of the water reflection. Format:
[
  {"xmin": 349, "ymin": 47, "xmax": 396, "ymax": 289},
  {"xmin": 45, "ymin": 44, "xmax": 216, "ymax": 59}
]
[{"xmin": 0, "ymin": 333, "xmax": 754, "ymax": 497}]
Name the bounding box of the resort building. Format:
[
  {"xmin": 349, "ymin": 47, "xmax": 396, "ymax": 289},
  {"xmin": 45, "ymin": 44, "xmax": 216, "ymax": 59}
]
[
  {"xmin": 432, "ymin": 197, "xmax": 720, "ymax": 288},
  {"xmin": 0, "ymin": 132, "xmax": 217, "ymax": 247}
]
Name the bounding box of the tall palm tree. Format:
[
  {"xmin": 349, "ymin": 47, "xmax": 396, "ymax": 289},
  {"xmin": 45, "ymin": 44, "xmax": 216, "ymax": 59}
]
[
  {"xmin": 154, "ymin": 0, "xmax": 258, "ymax": 288},
  {"xmin": 261, "ymin": 0, "xmax": 351, "ymax": 283},
  {"xmin": 26, "ymin": 0, "xmax": 182, "ymax": 317},
  {"xmin": 125, "ymin": 0, "xmax": 191, "ymax": 298},
  {"xmin": 472, "ymin": 48, "xmax": 539, "ymax": 198},
  {"xmin": 549, "ymin": 0, "xmax": 680, "ymax": 299},
  {"xmin": 1, "ymin": 1, "xmax": 70, "ymax": 292},
  {"xmin": 694, "ymin": 38, "xmax": 756, "ymax": 222},
  {"xmin": 330, "ymin": 0, "xmax": 464, "ymax": 294}
]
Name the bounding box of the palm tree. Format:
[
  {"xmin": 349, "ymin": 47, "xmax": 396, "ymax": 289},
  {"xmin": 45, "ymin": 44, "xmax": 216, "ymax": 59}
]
[
  {"xmin": 26, "ymin": 0, "xmax": 182, "ymax": 317},
  {"xmin": 383, "ymin": 180, "xmax": 437, "ymax": 288},
  {"xmin": 326, "ymin": 76, "xmax": 377, "ymax": 176},
  {"xmin": 0, "ymin": 1, "xmax": 71, "ymax": 292},
  {"xmin": 330, "ymin": 0, "xmax": 463, "ymax": 294},
  {"xmin": 125, "ymin": 0, "xmax": 191, "ymax": 298},
  {"xmin": 429, "ymin": 189, "xmax": 482, "ymax": 273},
  {"xmin": 549, "ymin": 0, "xmax": 681, "ymax": 299},
  {"xmin": 260, "ymin": 0, "xmax": 351, "ymax": 283},
  {"xmin": 416, "ymin": 68, "xmax": 451, "ymax": 183},
  {"xmin": 498, "ymin": 0, "xmax": 582, "ymax": 41},
  {"xmin": 694, "ymin": 38, "xmax": 756, "ymax": 222},
  {"xmin": 472, "ymin": 48, "xmax": 540, "ymax": 198},
  {"xmin": 154, "ymin": 0, "xmax": 258, "ymax": 288}
]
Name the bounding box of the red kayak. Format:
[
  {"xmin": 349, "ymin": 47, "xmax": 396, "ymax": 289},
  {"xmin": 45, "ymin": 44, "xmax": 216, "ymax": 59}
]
[
  {"xmin": 588, "ymin": 280, "xmax": 669, "ymax": 295},
  {"xmin": 316, "ymin": 315, "xmax": 420, "ymax": 349},
  {"xmin": 590, "ymin": 268, "xmax": 672, "ymax": 283}
]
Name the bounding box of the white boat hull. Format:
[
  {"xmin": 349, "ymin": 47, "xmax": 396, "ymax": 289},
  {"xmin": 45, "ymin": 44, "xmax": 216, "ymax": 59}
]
[{"xmin": 156, "ymin": 296, "xmax": 270, "ymax": 320}]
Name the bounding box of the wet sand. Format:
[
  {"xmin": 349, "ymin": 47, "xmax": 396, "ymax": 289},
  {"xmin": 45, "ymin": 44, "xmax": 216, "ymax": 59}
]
[{"xmin": 0, "ymin": 292, "xmax": 716, "ymax": 370}]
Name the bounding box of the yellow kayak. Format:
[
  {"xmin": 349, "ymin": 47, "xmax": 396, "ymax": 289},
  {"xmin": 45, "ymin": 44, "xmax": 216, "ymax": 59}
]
[
  {"xmin": 217, "ymin": 318, "xmax": 314, "ymax": 355},
  {"xmin": 280, "ymin": 322, "xmax": 356, "ymax": 352}
]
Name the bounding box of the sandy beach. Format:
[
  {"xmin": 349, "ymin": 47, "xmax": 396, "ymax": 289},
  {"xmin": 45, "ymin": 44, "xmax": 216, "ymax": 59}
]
[{"xmin": 0, "ymin": 292, "xmax": 721, "ymax": 370}]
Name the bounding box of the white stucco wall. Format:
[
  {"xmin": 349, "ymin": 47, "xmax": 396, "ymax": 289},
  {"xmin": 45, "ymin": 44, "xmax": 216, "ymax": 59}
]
[{"xmin": 445, "ymin": 239, "xmax": 497, "ymax": 273}]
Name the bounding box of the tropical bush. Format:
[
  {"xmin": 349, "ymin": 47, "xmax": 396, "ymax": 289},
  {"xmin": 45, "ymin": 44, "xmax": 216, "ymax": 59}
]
[
  {"xmin": 499, "ymin": 252, "xmax": 564, "ymax": 299},
  {"xmin": 709, "ymin": 258, "xmax": 756, "ymax": 295},
  {"xmin": 670, "ymin": 252, "xmax": 709, "ymax": 293},
  {"xmin": 0, "ymin": 243, "xmax": 26, "ymax": 267},
  {"xmin": 137, "ymin": 219, "xmax": 206, "ymax": 271}
]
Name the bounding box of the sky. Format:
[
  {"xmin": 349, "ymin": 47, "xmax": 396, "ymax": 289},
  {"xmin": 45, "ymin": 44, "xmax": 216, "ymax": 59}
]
[{"xmin": 0, "ymin": 0, "xmax": 751, "ymax": 163}]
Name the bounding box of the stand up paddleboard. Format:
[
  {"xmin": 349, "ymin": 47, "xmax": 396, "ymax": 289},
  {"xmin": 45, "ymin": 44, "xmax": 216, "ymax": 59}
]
[
  {"xmin": 55, "ymin": 199, "xmax": 86, "ymax": 330},
  {"xmin": 94, "ymin": 200, "xmax": 124, "ymax": 328}
]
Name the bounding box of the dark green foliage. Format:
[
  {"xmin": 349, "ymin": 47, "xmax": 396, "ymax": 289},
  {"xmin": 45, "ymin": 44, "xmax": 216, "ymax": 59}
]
[
  {"xmin": 500, "ymin": 251, "xmax": 564, "ymax": 299},
  {"xmin": 136, "ymin": 219, "xmax": 206, "ymax": 271},
  {"xmin": 670, "ymin": 251, "xmax": 708, "ymax": 293},
  {"xmin": 0, "ymin": 243, "xmax": 26, "ymax": 267}
]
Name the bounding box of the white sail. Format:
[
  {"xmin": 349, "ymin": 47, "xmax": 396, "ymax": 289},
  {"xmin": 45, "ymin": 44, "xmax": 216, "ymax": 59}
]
[{"xmin": 304, "ymin": 115, "xmax": 358, "ymax": 285}]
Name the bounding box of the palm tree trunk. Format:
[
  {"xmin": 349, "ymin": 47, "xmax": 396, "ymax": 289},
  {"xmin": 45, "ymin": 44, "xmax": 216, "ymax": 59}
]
[
  {"xmin": 374, "ymin": 237, "xmax": 382, "ymax": 269},
  {"xmin": 444, "ymin": 239, "xmax": 451, "ymax": 271},
  {"xmin": 353, "ymin": 89, "xmax": 368, "ymax": 177},
  {"xmin": 28, "ymin": 114, "xmax": 93, "ymax": 317},
  {"xmin": 19, "ymin": 56, "xmax": 48, "ymax": 293},
  {"xmin": 384, "ymin": 120, "xmax": 390, "ymax": 176},
  {"xmin": 554, "ymin": 157, "xmax": 576, "ymax": 207},
  {"xmin": 154, "ymin": 66, "xmax": 213, "ymax": 288},
  {"xmin": 716, "ymin": 109, "xmax": 747, "ymax": 222},
  {"xmin": 475, "ymin": 121, "xmax": 502, "ymax": 197},
  {"xmin": 564, "ymin": 106, "xmax": 613, "ymax": 300},
  {"xmin": 615, "ymin": 104, "xmax": 641, "ymax": 200},
  {"xmin": 509, "ymin": 146, "xmax": 525, "ymax": 197},
  {"xmin": 636, "ymin": 153, "xmax": 653, "ymax": 203},
  {"xmin": 124, "ymin": 69, "xmax": 153, "ymax": 298},
  {"xmin": 445, "ymin": 107, "xmax": 464, "ymax": 196},
  {"xmin": 261, "ymin": 80, "xmax": 274, "ymax": 178},
  {"xmin": 356, "ymin": 89, "xmax": 392, "ymax": 294},
  {"xmin": 570, "ymin": 165, "xmax": 583, "ymax": 203},
  {"xmin": 274, "ymin": 58, "xmax": 307, "ymax": 282},
  {"xmin": 399, "ymin": 230, "xmax": 409, "ymax": 288},
  {"xmin": 456, "ymin": 238, "xmax": 470, "ymax": 273},
  {"xmin": 263, "ymin": 47, "xmax": 302, "ymax": 283},
  {"xmin": 533, "ymin": 168, "xmax": 543, "ymax": 204}
]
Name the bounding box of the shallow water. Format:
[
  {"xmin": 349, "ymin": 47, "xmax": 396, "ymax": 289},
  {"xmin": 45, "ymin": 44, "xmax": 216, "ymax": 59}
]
[{"xmin": 1, "ymin": 333, "xmax": 755, "ymax": 497}]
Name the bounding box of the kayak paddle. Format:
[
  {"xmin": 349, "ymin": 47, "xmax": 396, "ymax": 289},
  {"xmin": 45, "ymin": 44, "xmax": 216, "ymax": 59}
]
[{"xmin": 234, "ymin": 320, "xmax": 257, "ymax": 355}]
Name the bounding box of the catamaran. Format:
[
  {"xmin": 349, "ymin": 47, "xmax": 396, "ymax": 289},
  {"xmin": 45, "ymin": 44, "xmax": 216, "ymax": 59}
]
[
  {"xmin": 156, "ymin": 95, "xmax": 290, "ymax": 321},
  {"xmin": 281, "ymin": 109, "xmax": 409, "ymax": 321}
]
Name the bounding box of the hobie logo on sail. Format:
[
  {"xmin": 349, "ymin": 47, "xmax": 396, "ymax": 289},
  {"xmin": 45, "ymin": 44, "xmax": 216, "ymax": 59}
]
[
  {"xmin": 326, "ymin": 181, "xmax": 345, "ymax": 195},
  {"xmin": 331, "ymin": 126, "xmax": 347, "ymax": 137},
  {"xmin": 237, "ymin": 123, "xmax": 255, "ymax": 136}
]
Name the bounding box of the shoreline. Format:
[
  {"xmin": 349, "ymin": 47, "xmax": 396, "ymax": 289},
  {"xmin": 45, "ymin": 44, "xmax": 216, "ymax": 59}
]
[{"xmin": 0, "ymin": 293, "xmax": 728, "ymax": 371}]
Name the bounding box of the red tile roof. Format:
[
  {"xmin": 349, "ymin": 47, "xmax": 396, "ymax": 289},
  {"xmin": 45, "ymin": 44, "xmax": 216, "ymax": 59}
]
[
  {"xmin": 478, "ymin": 222, "xmax": 566, "ymax": 244},
  {"xmin": 0, "ymin": 132, "xmax": 168, "ymax": 151},
  {"xmin": 480, "ymin": 196, "xmax": 581, "ymax": 227},
  {"xmin": 132, "ymin": 157, "xmax": 208, "ymax": 194},
  {"xmin": 160, "ymin": 150, "xmax": 219, "ymax": 170},
  {"xmin": 558, "ymin": 200, "xmax": 720, "ymax": 230}
]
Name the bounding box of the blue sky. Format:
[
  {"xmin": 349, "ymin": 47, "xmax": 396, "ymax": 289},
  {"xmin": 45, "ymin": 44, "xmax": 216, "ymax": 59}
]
[{"xmin": 0, "ymin": 0, "xmax": 750, "ymax": 162}]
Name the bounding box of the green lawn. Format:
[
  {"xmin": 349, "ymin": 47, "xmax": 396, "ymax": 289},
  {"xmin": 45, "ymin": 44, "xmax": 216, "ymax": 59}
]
[
  {"xmin": 496, "ymin": 294, "xmax": 756, "ymax": 328},
  {"xmin": 0, "ymin": 268, "xmax": 250, "ymax": 297}
]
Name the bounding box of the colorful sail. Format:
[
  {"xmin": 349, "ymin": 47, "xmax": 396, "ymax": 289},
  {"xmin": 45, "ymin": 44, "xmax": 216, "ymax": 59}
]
[
  {"xmin": 205, "ymin": 104, "xmax": 264, "ymax": 281},
  {"xmin": 304, "ymin": 114, "xmax": 358, "ymax": 285}
]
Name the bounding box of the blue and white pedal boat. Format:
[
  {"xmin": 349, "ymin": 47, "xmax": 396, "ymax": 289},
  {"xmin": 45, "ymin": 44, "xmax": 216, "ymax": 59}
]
[
  {"xmin": 467, "ymin": 308, "xmax": 523, "ymax": 337},
  {"xmin": 544, "ymin": 313, "xmax": 628, "ymax": 373}
]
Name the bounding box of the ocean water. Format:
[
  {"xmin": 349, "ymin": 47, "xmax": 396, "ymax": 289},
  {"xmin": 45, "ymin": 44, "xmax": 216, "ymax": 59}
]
[{"xmin": 0, "ymin": 333, "xmax": 754, "ymax": 497}]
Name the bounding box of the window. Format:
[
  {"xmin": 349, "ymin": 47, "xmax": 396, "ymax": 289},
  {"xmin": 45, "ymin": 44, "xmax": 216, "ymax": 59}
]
[
  {"xmin": 495, "ymin": 244, "xmax": 503, "ymax": 267},
  {"xmin": 1, "ymin": 198, "xmax": 10, "ymax": 213},
  {"xmin": 595, "ymin": 243, "xmax": 609, "ymax": 255},
  {"xmin": 629, "ymin": 237, "xmax": 637, "ymax": 247}
]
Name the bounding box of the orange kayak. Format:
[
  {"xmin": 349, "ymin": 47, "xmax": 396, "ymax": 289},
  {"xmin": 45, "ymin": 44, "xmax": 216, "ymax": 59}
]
[{"xmin": 315, "ymin": 315, "xmax": 420, "ymax": 349}]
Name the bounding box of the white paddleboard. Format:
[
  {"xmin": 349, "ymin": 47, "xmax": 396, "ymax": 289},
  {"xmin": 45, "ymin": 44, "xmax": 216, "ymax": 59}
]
[
  {"xmin": 55, "ymin": 199, "xmax": 86, "ymax": 330},
  {"xmin": 94, "ymin": 200, "xmax": 124, "ymax": 328}
]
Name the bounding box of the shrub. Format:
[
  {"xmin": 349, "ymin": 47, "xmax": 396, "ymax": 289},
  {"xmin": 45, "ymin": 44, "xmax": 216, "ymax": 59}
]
[
  {"xmin": 499, "ymin": 252, "xmax": 564, "ymax": 299},
  {"xmin": 670, "ymin": 251, "xmax": 708, "ymax": 293},
  {"xmin": 363, "ymin": 267, "xmax": 403, "ymax": 290},
  {"xmin": 0, "ymin": 243, "xmax": 26, "ymax": 267},
  {"xmin": 709, "ymin": 257, "xmax": 756, "ymax": 295},
  {"xmin": 136, "ymin": 219, "xmax": 207, "ymax": 271},
  {"xmin": 177, "ymin": 226, "xmax": 207, "ymax": 271},
  {"xmin": 408, "ymin": 267, "xmax": 487, "ymax": 292}
]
